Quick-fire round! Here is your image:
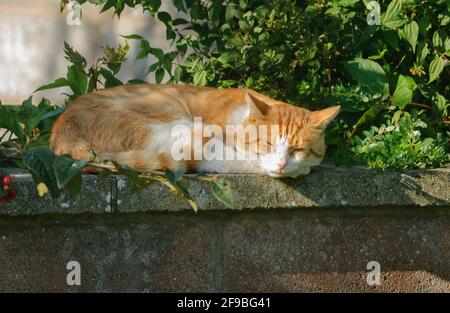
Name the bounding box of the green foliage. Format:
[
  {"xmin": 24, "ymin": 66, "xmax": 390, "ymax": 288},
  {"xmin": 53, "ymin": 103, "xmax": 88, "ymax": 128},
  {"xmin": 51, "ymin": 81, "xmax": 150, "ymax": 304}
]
[
  {"xmin": 1, "ymin": 0, "xmax": 449, "ymax": 208},
  {"xmin": 352, "ymin": 110, "xmax": 449, "ymax": 169},
  {"xmin": 69, "ymin": 0, "xmax": 449, "ymax": 169}
]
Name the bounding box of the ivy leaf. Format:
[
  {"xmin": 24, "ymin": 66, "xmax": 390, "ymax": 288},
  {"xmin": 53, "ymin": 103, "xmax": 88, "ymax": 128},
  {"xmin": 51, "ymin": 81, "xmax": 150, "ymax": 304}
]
[
  {"xmin": 211, "ymin": 178, "xmax": 234, "ymax": 208},
  {"xmin": 53, "ymin": 155, "xmax": 88, "ymax": 190},
  {"xmin": 23, "ymin": 148, "xmax": 60, "ymax": 198},
  {"xmin": 345, "ymin": 58, "xmax": 389, "ymax": 96},
  {"xmin": 428, "ymin": 55, "xmax": 446, "ymax": 83},
  {"xmin": 403, "ymin": 21, "xmax": 419, "ymax": 53},
  {"xmin": 392, "ymin": 75, "xmax": 417, "ymax": 109}
]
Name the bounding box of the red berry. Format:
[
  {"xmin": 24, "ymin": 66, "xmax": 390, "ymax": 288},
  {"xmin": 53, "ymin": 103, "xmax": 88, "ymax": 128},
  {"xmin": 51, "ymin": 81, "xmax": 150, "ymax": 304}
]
[{"xmin": 2, "ymin": 176, "xmax": 12, "ymax": 187}]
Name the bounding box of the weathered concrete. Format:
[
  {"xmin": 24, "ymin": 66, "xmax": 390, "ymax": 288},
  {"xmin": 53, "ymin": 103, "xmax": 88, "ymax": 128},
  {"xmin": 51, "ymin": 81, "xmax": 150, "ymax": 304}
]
[
  {"xmin": 3, "ymin": 166, "xmax": 450, "ymax": 216},
  {"xmin": 0, "ymin": 166, "xmax": 449, "ymax": 292}
]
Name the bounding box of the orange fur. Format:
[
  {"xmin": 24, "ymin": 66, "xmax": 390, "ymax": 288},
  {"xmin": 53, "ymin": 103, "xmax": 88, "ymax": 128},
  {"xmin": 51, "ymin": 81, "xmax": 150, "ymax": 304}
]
[{"xmin": 50, "ymin": 84, "xmax": 339, "ymax": 176}]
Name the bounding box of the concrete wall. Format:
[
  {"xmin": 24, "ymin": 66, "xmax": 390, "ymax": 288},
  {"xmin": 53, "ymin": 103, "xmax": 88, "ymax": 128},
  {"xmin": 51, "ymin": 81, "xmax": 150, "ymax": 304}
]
[
  {"xmin": 0, "ymin": 167, "xmax": 449, "ymax": 292},
  {"xmin": 0, "ymin": 0, "xmax": 179, "ymax": 104}
]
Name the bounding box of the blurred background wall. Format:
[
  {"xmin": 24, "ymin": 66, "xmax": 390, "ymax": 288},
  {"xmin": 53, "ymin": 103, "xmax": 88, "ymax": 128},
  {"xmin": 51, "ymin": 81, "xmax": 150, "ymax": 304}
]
[{"xmin": 0, "ymin": 0, "xmax": 179, "ymax": 104}]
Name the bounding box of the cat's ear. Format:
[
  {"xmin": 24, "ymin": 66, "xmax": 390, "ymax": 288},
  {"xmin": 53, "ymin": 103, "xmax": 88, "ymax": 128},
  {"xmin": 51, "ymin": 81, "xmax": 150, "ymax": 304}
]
[
  {"xmin": 245, "ymin": 93, "xmax": 271, "ymax": 119},
  {"xmin": 311, "ymin": 106, "xmax": 340, "ymax": 130}
]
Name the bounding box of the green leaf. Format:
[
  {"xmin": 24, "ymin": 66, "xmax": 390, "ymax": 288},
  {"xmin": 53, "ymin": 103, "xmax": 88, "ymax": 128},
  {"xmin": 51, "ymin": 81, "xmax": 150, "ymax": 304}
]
[
  {"xmin": 64, "ymin": 42, "xmax": 87, "ymax": 67},
  {"xmin": 193, "ymin": 70, "xmax": 207, "ymax": 86},
  {"xmin": 211, "ymin": 178, "xmax": 234, "ymax": 208},
  {"xmin": 345, "ymin": 58, "xmax": 389, "ymax": 96},
  {"xmin": 100, "ymin": 68, "xmax": 123, "ymax": 88},
  {"xmin": 383, "ymin": 0, "xmax": 405, "ymax": 29},
  {"xmin": 0, "ymin": 107, "xmax": 26, "ymax": 143},
  {"xmin": 67, "ymin": 64, "xmax": 88, "ymax": 96},
  {"xmin": 53, "ymin": 155, "xmax": 88, "ymax": 190},
  {"xmin": 428, "ymin": 55, "xmax": 446, "ymax": 83},
  {"xmin": 433, "ymin": 92, "xmax": 448, "ymax": 117},
  {"xmin": 23, "ymin": 148, "xmax": 60, "ymax": 198},
  {"xmin": 392, "ymin": 75, "xmax": 417, "ymax": 109},
  {"xmin": 40, "ymin": 107, "xmax": 65, "ymax": 121},
  {"xmin": 174, "ymin": 66, "xmax": 183, "ymax": 82},
  {"xmin": 164, "ymin": 168, "xmax": 185, "ymax": 184},
  {"xmin": 432, "ymin": 30, "xmax": 443, "ymax": 48},
  {"xmin": 155, "ymin": 68, "xmax": 165, "ymax": 83},
  {"xmin": 416, "ymin": 41, "xmax": 429, "ymax": 64},
  {"xmin": 100, "ymin": 0, "xmax": 116, "ymax": 13},
  {"xmin": 403, "ymin": 21, "xmax": 418, "ymax": 52},
  {"xmin": 352, "ymin": 102, "xmax": 388, "ymax": 134},
  {"xmin": 121, "ymin": 34, "xmax": 144, "ymax": 40},
  {"xmin": 158, "ymin": 11, "xmax": 172, "ymax": 26},
  {"xmin": 118, "ymin": 166, "xmax": 150, "ymax": 195},
  {"xmin": 173, "ymin": 18, "xmax": 188, "ymax": 25},
  {"xmin": 382, "ymin": 30, "xmax": 400, "ymax": 51},
  {"xmin": 127, "ymin": 79, "xmax": 147, "ymax": 85},
  {"xmin": 64, "ymin": 173, "xmax": 82, "ymax": 197},
  {"xmin": 173, "ymin": 0, "xmax": 187, "ymax": 12},
  {"xmin": 34, "ymin": 78, "xmax": 69, "ymax": 92}
]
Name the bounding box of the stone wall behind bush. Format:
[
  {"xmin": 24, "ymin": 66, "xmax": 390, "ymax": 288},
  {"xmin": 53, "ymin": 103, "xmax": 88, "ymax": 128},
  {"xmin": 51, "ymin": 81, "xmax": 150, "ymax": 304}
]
[{"xmin": 0, "ymin": 0, "xmax": 180, "ymax": 104}]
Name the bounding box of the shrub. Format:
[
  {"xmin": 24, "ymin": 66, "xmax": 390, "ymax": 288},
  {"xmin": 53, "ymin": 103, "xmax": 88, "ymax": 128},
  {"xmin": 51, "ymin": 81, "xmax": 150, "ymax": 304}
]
[
  {"xmin": 0, "ymin": 0, "xmax": 449, "ymax": 207},
  {"xmin": 70, "ymin": 0, "xmax": 449, "ymax": 168}
]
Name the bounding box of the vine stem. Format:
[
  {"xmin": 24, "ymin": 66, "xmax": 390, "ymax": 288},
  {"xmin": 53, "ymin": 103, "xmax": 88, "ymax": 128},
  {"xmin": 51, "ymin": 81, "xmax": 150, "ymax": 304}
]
[{"xmin": 409, "ymin": 102, "xmax": 432, "ymax": 110}]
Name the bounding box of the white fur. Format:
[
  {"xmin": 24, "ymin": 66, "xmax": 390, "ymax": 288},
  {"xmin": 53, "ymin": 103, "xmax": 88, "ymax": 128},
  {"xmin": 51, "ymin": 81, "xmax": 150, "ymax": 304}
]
[
  {"xmin": 148, "ymin": 119, "xmax": 193, "ymax": 156},
  {"xmin": 228, "ymin": 106, "xmax": 250, "ymax": 125},
  {"xmin": 148, "ymin": 119, "xmax": 322, "ymax": 178}
]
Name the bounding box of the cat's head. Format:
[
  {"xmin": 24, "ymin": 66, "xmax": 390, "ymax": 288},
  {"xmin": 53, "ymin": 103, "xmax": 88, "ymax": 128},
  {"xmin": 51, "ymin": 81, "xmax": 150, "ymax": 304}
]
[{"xmin": 244, "ymin": 93, "xmax": 340, "ymax": 178}]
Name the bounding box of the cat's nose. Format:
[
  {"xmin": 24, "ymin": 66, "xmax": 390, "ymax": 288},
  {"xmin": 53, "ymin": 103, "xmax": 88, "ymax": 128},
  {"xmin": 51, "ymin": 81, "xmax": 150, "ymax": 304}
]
[{"xmin": 277, "ymin": 162, "xmax": 287, "ymax": 171}]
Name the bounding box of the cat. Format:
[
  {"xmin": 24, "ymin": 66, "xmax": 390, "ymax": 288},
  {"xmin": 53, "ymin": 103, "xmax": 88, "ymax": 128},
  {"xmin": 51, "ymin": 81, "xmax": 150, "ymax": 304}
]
[{"xmin": 50, "ymin": 83, "xmax": 340, "ymax": 178}]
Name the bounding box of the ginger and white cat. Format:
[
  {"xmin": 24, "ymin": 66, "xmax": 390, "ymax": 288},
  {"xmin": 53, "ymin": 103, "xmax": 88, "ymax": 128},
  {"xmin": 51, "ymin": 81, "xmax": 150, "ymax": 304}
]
[{"xmin": 50, "ymin": 84, "xmax": 339, "ymax": 178}]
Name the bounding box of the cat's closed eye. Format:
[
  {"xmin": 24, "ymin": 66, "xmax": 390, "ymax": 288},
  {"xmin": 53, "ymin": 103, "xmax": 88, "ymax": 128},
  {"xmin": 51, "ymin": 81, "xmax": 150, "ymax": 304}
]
[{"xmin": 291, "ymin": 148, "xmax": 305, "ymax": 159}]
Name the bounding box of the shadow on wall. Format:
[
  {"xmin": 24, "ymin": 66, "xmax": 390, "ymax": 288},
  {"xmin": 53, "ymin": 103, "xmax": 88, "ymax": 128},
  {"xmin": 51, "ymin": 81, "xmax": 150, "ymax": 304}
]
[
  {"xmin": 222, "ymin": 212, "xmax": 450, "ymax": 292},
  {"xmin": 277, "ymin": 166, "xmax": 450, "ymax": 208}
]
